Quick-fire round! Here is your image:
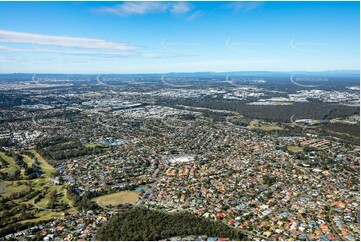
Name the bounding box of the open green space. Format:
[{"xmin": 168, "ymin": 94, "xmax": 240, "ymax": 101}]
[
  {"xmin": 92, "ymin": 191, "xmax": 140, "ymax": 207},
  {"xmin": 247, "ymin": 119, "xmax": 283, "ymax": 131},
  {"xmin": 0, "ymin": 151, "xmax": 18, "ymax": 173},
  {"xmin": 84, "ymin": 143, "xmax": 101, "ymax": 148},
  {"xmin": 0, "ymin": 150, "xmax": 76, "ymax": 236},
  {"xmin": 20, "ymin": 210, "xmax": 65, "ymax": 224},
  {"xmin": 21, "ymin": 154, "xmax": 34, "ymax": 167},
  {"xmin": 29, "ymin": 150, "xmax": 57, "ymax": 177},
  {"xmin": 287, "ymin": 145, "xmax": 303, "ymax": 153},
  {"xmin": 5, "ymin": 182, "xmax": 28, "ymax": 194}
]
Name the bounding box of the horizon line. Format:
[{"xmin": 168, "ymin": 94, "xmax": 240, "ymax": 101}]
[{"xmin": 1, "ymin": 69, "xmax": 360, "ymax": 75}]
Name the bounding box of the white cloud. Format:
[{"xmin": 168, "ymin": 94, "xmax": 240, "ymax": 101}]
[
  {"xmin": 97, "ymin": 2, "xmax": 168, "ymax": 16},
  {"xmin": 0, "ymin": 45, "xmax": 131, "ymax": 56},
  {"xmin": 96, "ymin": 1, "xmax": 192, "ymax": 16},
  {"xmin": 0, "ymin": 45, "xmax": 177, "ymax": 59},
  {"xmin": 0, "ymin": 30, "xmax": 184, "ymax": 59},
  {"xmin": 187, "ymin": 10, "xmax": 203, "ymax": 21},
  {"xmin": 171, "ymin": 2, "xmax": 192, "ymax": 14},
  {"xmin": 0, "ymin": 56, "xmax": 54, "ymax": 62},
  {"xmin": 224, "ymin": 1, "xmax": 264, "ymax": 12},
  {"xmin": 0, "ymin": 30, "xmax": 138, "ymax": 51}
]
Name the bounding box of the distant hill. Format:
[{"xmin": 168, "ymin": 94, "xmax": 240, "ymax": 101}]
[{"xmin": 1, "ymin": 70, "xmax": 359, "ymax": 77}]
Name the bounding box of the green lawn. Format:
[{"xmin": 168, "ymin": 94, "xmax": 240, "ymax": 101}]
[
  {"xmin": 84, "ymin": 143, "xmax": 101, "ymax": 148},
  {"xmin": 0, "ymin": 151, "xmax": 18, "ymax": 173},
  {"xmin": 20, "ymin": 210, "xmax": 65, "ymax": 224},
  {"xmin": 247, "ymin": 119, "xmax": 283, "ymax": 131},
  {"xmin": 287, "ymin": 145, "xmax": 303, "ymax": 153},
  {"xmin": 92, "ymin": 191, "xmax": 140, "ymax": 207},
  {"xmin": 0, "ymin": 181, "xmax": 29, "ymax": 198},
  {"xmin": 34, "ymin": 196, "xmax": 50, "ymax": 209},
  {"xmin": 1, "ymin": 149, "xmax": 77, "ymax": 229},
  {"xmin": 29, "ymin": 150, "xmax": 57, "ymax": 177},
  {"xmin": 59, "ymin": 185, "xmax": 76, "ymax": 212},
  {"xmin": 60, "ymin": 141, "xmax": 75, "ymax": 145},
  {"xmin": 5, "ymin": 182, "xmax": 28, "ymax": 194},
  {"xmin": 139, "ymin": 184, "xmax": 151, "ymax": 189},
  {"xmin": 22, "ymin": 154, "xmax": 34, "ymax": 167}
]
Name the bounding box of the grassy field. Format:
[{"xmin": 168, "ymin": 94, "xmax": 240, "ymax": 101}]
[
  {"xmin": 22, "ymin": 154, "xmax": 34, "ymax": 167},
  {"xmin": 311, "ymin": 119, "xmax": 321, "ymax": 125},
  {"xmin": 4, "ymin": 182, "xmax": 28, "ymax": 194},
  {"xmin": 139, "ymin": 184, "xmax": 151, "ymax": 189},
  {"xmin": 20, "ymin": 210, "xmax": 65, "ymax": 224},
  {"xmin": 59, "ymin": 186, "xmax": 77, "ymax": 213},
  {"xmin": 60, "ymin": 141, "xmax": 75, "ymax": 145},
  {"xmin": 93, "ymin": 191, "xmax": 140, "ymax": 207},
  {"xmin": 84, "ymin": 143, "xmax": 101, "ymax": 148},
  {"xmin": 0, "ymin": 151, "xmax": 18, "ymax": 173},
  {"xmin": 287, "ymin": 145, "xmax": 303, "ymax": 153},
  {"xmin": 247, "ymin": 119, "xmax": 283, "ymax": 131},
  {"xmin": 29, "ymin": 150, "xmax": 57, "ymax": 177}
]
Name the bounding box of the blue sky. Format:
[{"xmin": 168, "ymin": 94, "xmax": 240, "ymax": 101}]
[{"xmin": 0, "ymin": 1, "xmax": 359, "ymax": 74}]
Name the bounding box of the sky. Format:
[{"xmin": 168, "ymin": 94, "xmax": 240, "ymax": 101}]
[{"xmin": 0, "ymin": 1, "xmax": 359, "ymax": 74}]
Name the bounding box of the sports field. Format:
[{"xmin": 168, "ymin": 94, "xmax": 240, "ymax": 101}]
[{"xmin": 93, "ymin": 191, "xmax": 140, "ymax": 207}]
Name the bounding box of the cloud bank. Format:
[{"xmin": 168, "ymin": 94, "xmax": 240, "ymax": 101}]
[
  {"xmin": 0, "ymin": 30, "xmax": 138, "ymax": 51},
  {"xmin": 97, "ymin": 1, "xmax": 192, "ymax": 16}
]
